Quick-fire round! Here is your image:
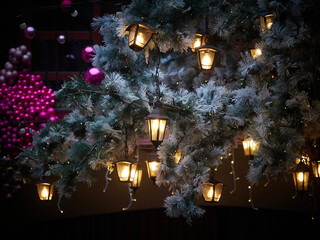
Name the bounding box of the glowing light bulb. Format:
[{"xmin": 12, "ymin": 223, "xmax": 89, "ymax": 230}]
[
  {"xmin": 149, "ymin": 161, "xmax": 159, "ymax": 172},
  {"xmin": 193, "ymin": 39, "xmax": 201, "ymax": 49},
  {"xmin": 121, "ymin": 166, "xmax": 130, "ymax": 179},
  {"xmin": 201, "ymin": 53, "xmax": 212, "ymax": 70},
  {"xmin": 297, "ymin": 172, "xmax": 304, "ymax": 182},
  {"xmin": 135, "ymin": 33, "xmax": 145, "ymax": 47},
  {"xmin": 151, "ymin": 119, "xmax": 159, "ymax": 141},
  {"xmin": 41, "ymin": 187, "xmax": 49, "ymax": 199}
]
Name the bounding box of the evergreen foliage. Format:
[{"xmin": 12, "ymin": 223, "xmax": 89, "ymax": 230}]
[{"xmin": 16, "ymin": 0, "xmax": 320, "ymax": 223}]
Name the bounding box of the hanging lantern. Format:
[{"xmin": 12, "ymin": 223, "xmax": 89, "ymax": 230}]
[
  {"xmin": 145, "ymin": 101, "xmax": 169, "ymax": 148},
  {"xmin": 202, "ymin": 177, "xmax": 224, "ymax": 203},
  {"xmin": 197, "ymin": 45, "xmax": 218, "ymax": 71},
  {"xmin": 173, "ymin": 148, "xmax": 182, "ymax": 164},
  {"xmin": 311, "ymin": 160, "xmax": 320, "ymax": 178},
  {"xmin": 129, "ymin": 168, "xmax": 143, "ymax": 193},
  {"xmin": 242, "ymin": 137, "xmax": 259, "ymax": 158},
  {"xmin": 250, "ymin": 48, "xmax": 262, "ymax": 59},
  {"xmin": 114, "ymin": 159, "xmax": 137, "ymax": 183},
  {"xmin": 145, "ymin": 150, "xmax": 160, "ymax": 182},
  {"xmin": 36, "ymin": 180, "xmax": 54, "ymax": 201},
  {"xmin": 191, "ymin": 34, "xmax": 208, "ymax": 52},
  {"xmin": 259, "ymin": 12, "xmax": 275, "ymax": 32},
  {"xmin": 293, "ymin": 159, "xmax": 310, "ymax": 195},
  {"xmin": 125, "ymin": 23, "xmax": 155, "ymax": 52}
]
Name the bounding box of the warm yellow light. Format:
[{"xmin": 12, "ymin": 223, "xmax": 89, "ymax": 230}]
[
  {"xmin": 129, "ymin": 169, "xmax": 143, "ymax": 190},
  {"xmin": 259, "ymin": 13, "xmax": 275, "ymax": 32},
  {"xmin": 149, "ymin": 119, "xmax": 167, "ymax": 142},
  {"xmin": 197, "ymin": 46, "xmax": 218, "ymax": 71},
  {"xmin": 293, "ymin": 160, "xmax": 309, "ymax": 194},
  {"xmin": 202, "ymin": 181, "xmax": 223, "ymax": 203},
  {"xmin": 311, "ymin": 160, "xmax": 320, "ymax": 178},
  {"xmin": 250, "ymin": 48, "xmax": 262, "ymax": 59},
  {"xmin": 201, "ymin": 53, "xmax": 213, "ymax": 70},
  {"xmin": 149, "ymin": 161, "xmax": 159, "ymax": 172},
  {"xmin": 194, "ymin": 39, "xmax": 201, "ymax": 49},
  {"xmin": 173, "ymin": 148, "xmax": 182, "ymax": 164},
  {"xmin": 297, "ymin": 172, "xmax": 304, "ymax": 182},
  {"xmin": 115, "ymin": 161, "xmax": 137, "ymax": 182},
  {"xmin": 150, "ymin": 119, "xmax": 159, "ymax": 141},
  {"xmin": 135, "ymin": 33, "xmax": 145, "ymax": 48},
  {"xmin": 126, "ymin": 23, "xmax": 155, "ymax": 52},
  {"xmin": 36, "ymin": 182, "xmax": 54, "ymax": 200},
  {"xmin": 265, "ymin": 15, "xmax": 274, "ymax": 29},
  {"xmin": 242, "ymin": 137, "xmax": 259, "ymax": 157},
  {"xmin": 41, "ymin": 187, "xmax": 49, "ymax": 199},
  {"xmin": 146, "ymin": 160, "xmax": 160, "ymax": 180},
  {"xmin": 191, "ymin": 34, "xmax": 207, "ymax": 52}
]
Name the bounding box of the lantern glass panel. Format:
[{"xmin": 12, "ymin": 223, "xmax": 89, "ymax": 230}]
[
  {"xmin": 293, "ymin": 171, "xmax": 309, "ymax": 192},
  {"xmin": 202, "ymin": 182, "xmax": 223, "ymax": 202},
  {"xmin": 265, "ymin": 14, "xmax": 274, "ymax": 29},
  {"xmin": 148, "ymin": 119, "xmax": 167, "ymax": 142},
  {"xmin": 198, "ymin": 48, "xmax": 216, "ymax": 70},
  {"xmin": 242, "ymin": 138, "xmax": 259, "ymax": 156},
  {"xmin": 146, "ymin": 161, "xmax": 160, "ymax": 179},
  {"xmin": 312, "ymin": 160, "xmax": 320, "ymax": 178},
  {"xmin": 259, "ymin": 13, "xmax": 274, "ymax": 32},
  {"xmin": 36, "ymin": 182, "xmax": 54, "ymax": 200},
  {"xmin": 250, "ymin": 48, "xmax": 262, "ymax": 59},
  {"xmin": 115, "ymin": 161, "xmax": 137, "ymax": 182},
  {"xmin": 173, "ymin": 148, "xmax": 182, "ymax": 164},
  {"xmin": 127, "ymin": 24, "xmax": 154, "ymax": 51},
  {"xmin": 191, "ymin": 34, "xmax": 207, "ymax": 52},
  {"xmin": 130, "ymin": 169, "xmax": 143, "ymax": 189}
]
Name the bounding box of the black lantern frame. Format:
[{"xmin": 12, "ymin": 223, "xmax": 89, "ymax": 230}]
[
  {"xmin": 36, "ymin": 180, "xmax": 54, "ymax": 201},
  {"xmin": 114, "ymin": 158, "xmax": 138, "ymax": 183},
  {"xmin": 129, "ymin": 167, "xmax": 143, "ymax": 193},
  {"xmin": 191, "ymin": 34, "xmax": 209, "ymax": 52},
  {"xmin": 293, "ymin": 159, "xmax": 310, "ymax": 196},
  {"xmin": 259, "ymin": 12, "xmax": 275, "ymax": 32},
  {"xmin": 145, "ymin": 149, "xmax": 160, "ymax": 182},
  {"xmin": 202, "ymin": 174, "xmax": 224, "ymax": 203},
  {"xmin": 145, "ymin": 101, "xmax": 169, "ymax": 148},
  {"xmin": 197, "ymin": 45, "xmax": 219, "ymax": 71},
  {"xmin": 125, "ymin": 23, "xmax": 155, "ymax": 52}
]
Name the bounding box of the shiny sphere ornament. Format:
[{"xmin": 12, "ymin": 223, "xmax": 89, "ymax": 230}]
[
  {"xmin": 84, "ymin": 67, "xmax": 104, "ymax": 87},
  {"xmin": 60, "ymin": 0, "xmax": 72, "ymax": 12},
  {"xmin": 24, "ymin": 26, "xmax": 36, "ymax": 39},
  {"xmin": 81, "ymin": 46, "xmax": 95, "ymax": 62},
  {"xmin": 57, "ymin": 35, "xmax": 66, "ymax": 44}
]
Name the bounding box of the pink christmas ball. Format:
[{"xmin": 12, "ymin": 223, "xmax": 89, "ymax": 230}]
[
  {"xmin": 81, "ymin": 46, "xmax": 95, "ymax": 62},
  {"xmin": 24, "ymin": 26, "xmax": 36, "ymax": 39},
  {"xmin": 38, "ymin": 111, "xmax": 48, "ymax": 120},
  {"xmin": 84, "ymin": 67, "xmax": 104, "ymax": 87},
  {"xmin": 47, "ymin": 107, "xmax": 55, "ymax": 116},
  {"xmin": 60, "ymin": 0, "xmax": 72, "ymax": 12}
]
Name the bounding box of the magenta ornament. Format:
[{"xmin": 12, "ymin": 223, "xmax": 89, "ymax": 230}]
[
  {"xmin": 84, "ymin": 67, "xmax": 104, "ymax": 87},
  {"xmin": 81, "ymin": 46, "xmax": 95, "ymax": 62},
  {"xmin": 24, "ymin": 26, "xmax": 35, "ymax": 39}
]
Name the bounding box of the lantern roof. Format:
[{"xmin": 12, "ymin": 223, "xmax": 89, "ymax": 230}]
[
  {"xmin": 145, "ymin": 101, "xmax": 169, "ymax": 120},
  {"xmin": 198, "ymin": 45, "xmax": 219, "ymax": 52}
]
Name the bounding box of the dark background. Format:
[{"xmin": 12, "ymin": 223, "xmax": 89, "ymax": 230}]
[{"xmin": 0, "ymin": 0, "xmax": 320, "ymax": 239}]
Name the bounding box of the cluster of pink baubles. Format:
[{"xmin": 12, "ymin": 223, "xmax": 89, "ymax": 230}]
[
  {"xmin": 0, "ymin": 74, "xmax": 58, "ymax": 150},
  {"xmin": 0, "ymin": 44, "xmax": 58, "ymax": 152}
]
